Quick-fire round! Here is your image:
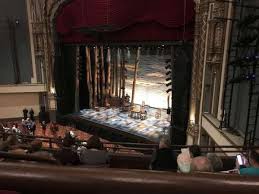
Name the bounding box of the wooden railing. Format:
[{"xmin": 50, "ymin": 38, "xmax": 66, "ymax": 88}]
[
  {"xmin": 1, "ymin": 131, "xmax": 258, "ymax": 154},
  {"xmin": 0, "ymin": 162, "xmax": 258, "ymax": 194}
]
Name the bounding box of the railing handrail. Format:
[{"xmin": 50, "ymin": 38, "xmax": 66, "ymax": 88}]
[
  {"xmin": 1, "ymin": 131, "xmax": 259, "ymax": 156},
  {"xmin": 0, "ymin": 162, "xmax": 258, "ymax": 194},
  {"xmin": 0, "ymin": 151, "xmax": 58, "ymax": 164},
  {"xmin": 1, "ymin": 131, "xmax": 259, "ymax": 149}
]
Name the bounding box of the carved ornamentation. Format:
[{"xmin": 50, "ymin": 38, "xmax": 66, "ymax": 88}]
[{"xmin": 189, "ymin": 0, "xmax": 227, "ymax": 137}]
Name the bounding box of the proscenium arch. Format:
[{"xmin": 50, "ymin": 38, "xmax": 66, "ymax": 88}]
[{"xmin": 41, "ymin": 0, "xmax": 72, "ymax": 92}]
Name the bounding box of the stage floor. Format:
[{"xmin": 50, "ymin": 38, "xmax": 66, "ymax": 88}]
[{"xmin": 76, "ymin": 107, "xmax": 170, "ymax": 142}]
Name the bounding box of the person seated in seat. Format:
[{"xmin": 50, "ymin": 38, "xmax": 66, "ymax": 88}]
[
  {"xmin": 177, "ymin": 148, "xmax": 192, "ymax": 173},
  {"xmin": 2, "ymin": 123, "xmax": 11, "ymax": 133},
  {"xmin": 24, "ymin": 118, "xmax": 35, "ymax": 136},
  {"xmin": 63, "ymin": 131, "xmax": 76, "ymax": 147},
  {"xmin": 189, "ymin": 145, "xmax": 202, "ymax": 158},
  {"xmin": 239, "ymin": 148, "xmax": 259, "ymax": 176},
  {"xmin": 150, "ymin": 136, "xmax": 177, "ymax": 171},
  {"xmin": 190, "ymin": 156, "xmax": 213, "ymax": 173},
  {"xmin": 54, "ymin": 132, "xmax": 80, "ymax": 166},
  {"xmin": 11, "ymin": 123, "xmax": 22, "ymax": 143},
  {"xmin": 0, "ymin": 135, "xmax": 18, "ymax": 152},
  {"xmin": 11, "ymin": 123, "xmax": 19, "ymax": 134},
  {"xmin": 207, "ymin": 153, "xmax": 223, "ymax": 172},
  {"xmin": 50, "ymin": 122, "xmax": 59, "ymax": 137},
  {"xmin": 78, "ymin": 135, "xmax": 109, "ymax": 166}
]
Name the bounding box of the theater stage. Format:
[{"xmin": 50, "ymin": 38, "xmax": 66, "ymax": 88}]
[{"xmin": 66, "ymin": 107, "xmax": 170, "ymax": 143}]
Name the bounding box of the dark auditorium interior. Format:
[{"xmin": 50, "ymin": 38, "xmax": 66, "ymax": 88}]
[{"xmin": 0, "ymin": 0, "xmax": 259, "ymax": 193}]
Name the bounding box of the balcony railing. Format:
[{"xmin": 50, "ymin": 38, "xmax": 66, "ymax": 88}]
[{"xmin": 0, "ymin": 162, "xmax": 258, "ymax": 194}]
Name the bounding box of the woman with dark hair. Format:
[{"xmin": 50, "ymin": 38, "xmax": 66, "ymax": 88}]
[
  {"xmin": 86, "ymin": 135, "xmax": 103, "ymax": 150},
  {"xmin": 150, "ymin": 136, "xmax": 178, "ymax": 171},
  {"xmin": 239, "ymin": 148, "xmax": 259, "ymax": 176},
  {"xmin": 189, "ymin": 145, "xmax": 201, "ymax": 158},
  {"xmin": 54, "ymin": 131, "xmax": 80, "ymax": 166}
]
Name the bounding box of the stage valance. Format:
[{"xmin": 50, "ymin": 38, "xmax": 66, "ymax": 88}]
[{"xmin": 55, "ymin": 0, "xmax": 195, "ymax": 43}]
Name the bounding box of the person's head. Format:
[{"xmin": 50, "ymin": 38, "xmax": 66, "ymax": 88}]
[
  {"xmin": 249, "ymin": 148, "xmax": 259, "ymax": 168},
  {"xmin": 159, "ymin": 136, "xmax": 171, "ymax": 149},
  {"xmin": 63, "ymin": 131, "xmax": 76, "ymax": 147},
  {"xmin": 177, "ymin": 150, "xmax": 192, "ymax": 173},
  {"xmin": 12, "ymin": 123, "xmax": 18, "ymax": 128},
  {"xmin": 87, "ymin": 135, "xmax": 103, "ymax": 150},
  {"xmin": 207, "ymin": 153, "xmax": 223, "ymax": 172},
  {"xmin": 190, "ymin": 156, "xmax": 213, "ymax": 172},
  {"xmin": 189, "ymin": 145, "xmax": 201, "ymax": 158},
  {"xmin": 28, "ymin": 140, "xmax": 43, "ymax": 153}
]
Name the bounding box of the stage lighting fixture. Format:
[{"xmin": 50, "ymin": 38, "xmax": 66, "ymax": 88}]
[{"xmin": 229, "ymin": 74, "xmax": 256, "ymax": 83}]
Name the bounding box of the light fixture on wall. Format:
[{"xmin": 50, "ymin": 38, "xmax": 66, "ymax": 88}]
[
  {"xmin": 49, "ymin": 87, "xmax": 57, "ymax": 110},
  {"xmin": 190, "ymin": 119, "xmax": 195, "ymax": 127},
  {"xmin": 50, "ymin": 87, "xmax": 56, "ymax": 95},
  {"xmin": 15, "ymin": 19, "xmax": 19, "ymax": 25},
  {"xmin": 187, "ymin": 119, "xmax": 198, "ymax": 138}
]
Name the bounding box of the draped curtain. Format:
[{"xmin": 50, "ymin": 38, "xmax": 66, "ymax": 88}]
[{"xmin": 55, "ymin": 0, "xmax": 194, "ymax": 43}]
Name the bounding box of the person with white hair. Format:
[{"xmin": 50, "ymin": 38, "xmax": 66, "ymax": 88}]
[
  {"xmin": 207, "ymin": 153, "xmax": 223, "ymax": 172},
  {"xmin": 150, "ymin": 136, "xmax": 177, "ymax": 171},
  {"xmin": 177, "ymin": 148, "xmax": 192, "ymax": 173}
]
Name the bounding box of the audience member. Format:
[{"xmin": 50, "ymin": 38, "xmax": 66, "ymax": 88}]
[
  {"xmin": 11, "ymin": 123, "xmax": 22, "ymax": 143},
  {"xmin": 24, "ymin": 118, "xmax": 36, "ymax": 135},
  {"xmin": 190, "ymin": 156, "xmax": 213, "ymax": 173},
  {"xmin": 39, "ymin": 106, "xmax": 50, "ymax": 136},
  {"xmin": 150, "ymin": 136, "xmax": 177, "ymax": 171},
  {"xmin": 63, "ymin": 131, "xmax": 76, "ymax": 147},
  {"xmin": 28, "ymin": 140, "xmax": 43, "ymax": 153},
  {"xmin": 22, "ymin": 108, "xmax": 28, "ymax": 120},
  {"xmin": 29, "ymin": 108, "xmax": 35, "ymax": 121},
  {"xmin": 0, "ymin": 135, "xmax": 18, "ymax": 151},
  {"xmin": 11, "ymin": 123, "xmax": 19, "ymax": 133},
  {"xmin": 50, "ymin": 122, "xmax": 59, "ymax": 136},
  {"xmin": 2, "ymin": 123, "xmax": 11, "ymax": 133},
  {"xmin": 21, "ymin": 119, "xmax": 26, "ymax": 129},
  {"xmin": 55, "ymin": 146, "xmax": 80, "ymax": 165},
  {"xmin": 78, "ymin": 135, "xmax": 108, "ymax": 165},
  {"xmin": 54, "ymin": 133, "xmax": 80, "ymax": 165},
  {"xmin": 177, "ymin": 148, "xmax": 192, "ymax": 173},
  {"xmin": 239, "ymin": 148, "xmax": 259, "ymax": 176},
  {"xmin": 207, "ymin": 153, "xmax": 223, "ymax": 172},
  {"xmin": 189, "ymin": 145, "xmax": 201, "ymax": 158}
]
